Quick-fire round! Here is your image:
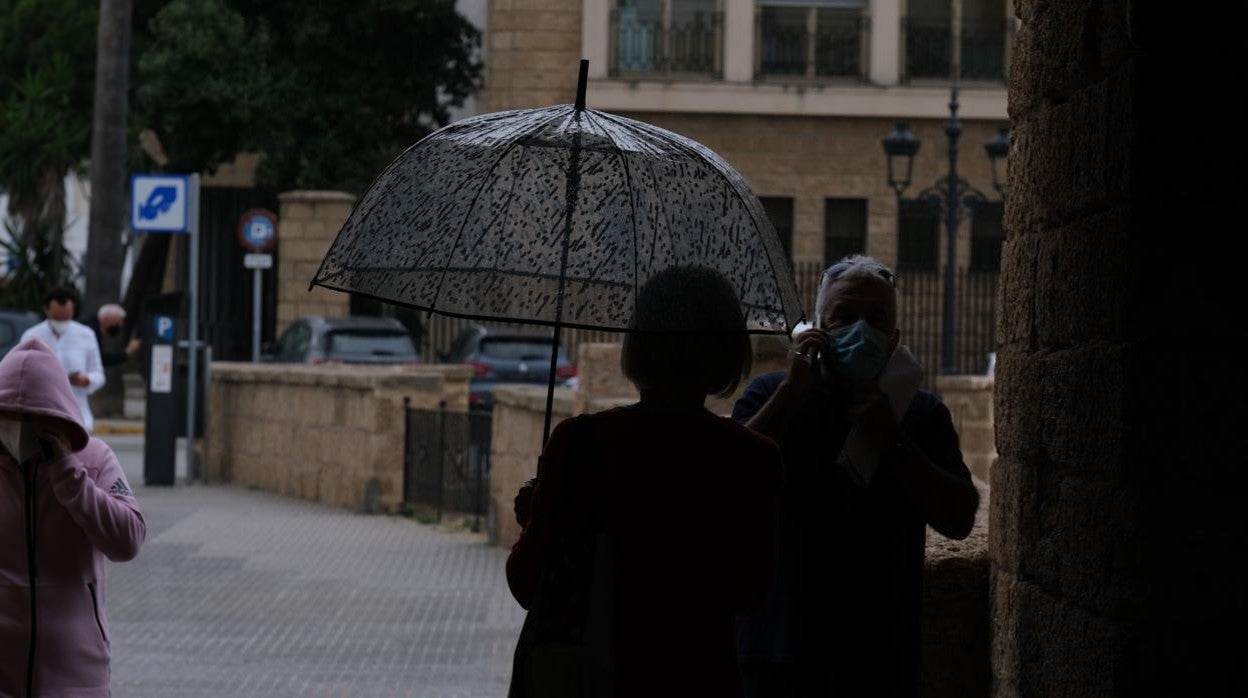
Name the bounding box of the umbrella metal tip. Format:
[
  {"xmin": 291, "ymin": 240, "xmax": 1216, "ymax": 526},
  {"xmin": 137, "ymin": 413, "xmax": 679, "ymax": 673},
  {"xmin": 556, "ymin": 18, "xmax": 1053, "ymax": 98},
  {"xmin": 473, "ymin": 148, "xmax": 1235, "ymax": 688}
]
[{"xmin": 575, "ymin": 59, "xmax": 589, "ymax": 111}]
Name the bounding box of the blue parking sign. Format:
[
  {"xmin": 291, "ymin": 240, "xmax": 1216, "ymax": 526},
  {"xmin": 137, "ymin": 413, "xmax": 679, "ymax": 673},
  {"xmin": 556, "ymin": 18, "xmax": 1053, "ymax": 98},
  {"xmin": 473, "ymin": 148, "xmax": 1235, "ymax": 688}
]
[
  {"xmin": 154, "ymin": 315, "xmax": 175, "ymax": 341},
  {"xmin": 131, "ymin": 174, "xmax": 190, "ymax": 232}
]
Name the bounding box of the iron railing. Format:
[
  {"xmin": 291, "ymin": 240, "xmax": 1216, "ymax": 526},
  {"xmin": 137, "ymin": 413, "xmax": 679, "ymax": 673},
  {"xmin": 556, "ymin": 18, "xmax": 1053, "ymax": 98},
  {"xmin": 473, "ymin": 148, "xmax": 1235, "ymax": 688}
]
[
  {"xmin": 904, "ymin": 17, "xmax": 1010, "ymax": 82},
  {"xmin": 959, "ymin": 20, "xmax": 1009, "ymax": 80},
  {"xmin": 403, "ymin": 400, "xmax": 492, "ymax": 530},
  {"xmin": 757, "ymin": 8, "xmax": 867, "ymax": 80},
  {"xmin": 611, "ymin": 9, "xmax": 721, "ymax": 76}
]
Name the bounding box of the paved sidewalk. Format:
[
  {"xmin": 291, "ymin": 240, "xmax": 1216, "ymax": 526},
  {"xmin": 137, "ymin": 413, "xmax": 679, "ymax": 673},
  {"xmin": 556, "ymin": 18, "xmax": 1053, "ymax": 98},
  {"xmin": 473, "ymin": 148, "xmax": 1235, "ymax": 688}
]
[{"xmin": 104, "ymin": 445, "xmax": 524, "ymax": 696}]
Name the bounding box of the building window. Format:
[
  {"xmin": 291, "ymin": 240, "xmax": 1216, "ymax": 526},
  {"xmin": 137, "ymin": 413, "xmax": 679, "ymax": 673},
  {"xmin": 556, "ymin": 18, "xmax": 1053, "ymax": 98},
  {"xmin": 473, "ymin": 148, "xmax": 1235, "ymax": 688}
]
[
  {"xmin": 897, "ymin": 199, "xmax": 940, "ymax": 270},
  {"xmin": 969, "ymin": 201, "xmax": 1004, "ymax": 271},
  {"xmin": 904, "ymin": 0, "xmax": 1010, "ymax": 81},
  {"xmin": 824, "ymin": 198, "xmax": 867, "ymax": 266},
  {"xmin": 757, "ymin": 0, "xmax": 868, "ymax": 80},
  {"xmin": 612, "ymin": 0, "xmax": 721, "ymax": 77},
  {"xmin": 760, "ymin": 196, "xmax": 794, "ymax": 259}
]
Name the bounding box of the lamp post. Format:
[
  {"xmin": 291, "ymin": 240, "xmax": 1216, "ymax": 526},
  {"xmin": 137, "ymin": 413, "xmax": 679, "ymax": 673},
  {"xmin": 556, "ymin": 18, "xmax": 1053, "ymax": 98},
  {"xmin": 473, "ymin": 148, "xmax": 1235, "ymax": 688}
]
[{"xmin": 882, "ymin": 88, "xmax": 1009, "ymax": 375}]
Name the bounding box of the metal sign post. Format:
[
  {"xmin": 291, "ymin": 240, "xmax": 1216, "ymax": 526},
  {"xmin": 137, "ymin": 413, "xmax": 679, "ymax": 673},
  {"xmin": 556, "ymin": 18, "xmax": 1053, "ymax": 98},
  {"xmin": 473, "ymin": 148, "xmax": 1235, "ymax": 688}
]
[
  {"xmin": 131, "ymin": 173, "xmax": 195, "ymax": 485},
  {"xmin": 238, "ymin": 209, "xmax": 278, "ymax": 362},
  {"xmin": 185, "ymin": 174, "xmax": 201, "ymax": 481}
]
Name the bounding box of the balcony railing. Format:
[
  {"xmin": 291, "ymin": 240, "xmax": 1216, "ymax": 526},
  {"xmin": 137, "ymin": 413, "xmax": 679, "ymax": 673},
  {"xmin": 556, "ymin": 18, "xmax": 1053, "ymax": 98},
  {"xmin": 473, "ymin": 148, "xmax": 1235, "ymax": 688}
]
[
  {"xmin": 960, "ymin": 20, "xmax": 1009, "ymax": 80},
  {"xmin": 757, "ymin": 8, "xmax": 867, "ymax": 81},
  {"xmin": 904, "ymin": 16, "xmax": 1010, "ymax": 82},
  {"xmin": 904, "ymin": 17, "xmax": 952, "ymax": 79},
  {"xmin": 611, "ymin": 9, "xmax": 722, "ymax": 77},
  {"xmin": 815, "ymin": 12, "xmax": 867, "ymax": 78}
]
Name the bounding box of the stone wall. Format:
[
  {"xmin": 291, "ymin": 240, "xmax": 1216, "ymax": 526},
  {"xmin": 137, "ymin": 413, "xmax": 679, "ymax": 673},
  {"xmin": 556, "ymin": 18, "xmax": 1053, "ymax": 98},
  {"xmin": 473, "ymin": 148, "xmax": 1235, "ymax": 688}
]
[
  {"xmin": 205, "ymin": 363, "xmax": 471, "ymax": 513},
  {"xmin": 619, "ymin": 112, "xmax": 1004, "ymax": 271},
  {"xmin": 993, "ymin": 2, "xmax": 1240, "ymax": 694},
  {"xmin": 571, "ymin": 336, "xmax": 793, "ymax": 418},
  {"xmin": 937, "ymin": 375, "xmax": 996, "ymax": 482},
  {"xmin": 482, "ymin": 0, "xmax": 583, "ymax": 113},
  {"xmin": 924, "ymin": 481, "xmax": 991, "ymax": 698},
  {"xmin": 488, "ymin": 384, "xmax": 574, "ymax": 548},
  {"xmin": 276, "ymin": 191, "xmax": 355, "ymax": 331}
]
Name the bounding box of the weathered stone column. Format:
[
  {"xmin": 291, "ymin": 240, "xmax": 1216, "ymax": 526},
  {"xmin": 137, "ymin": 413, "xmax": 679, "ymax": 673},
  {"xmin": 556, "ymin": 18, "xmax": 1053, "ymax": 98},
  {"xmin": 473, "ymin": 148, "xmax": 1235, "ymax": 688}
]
[{"xmin": 992, "ymin": 2, "xmax": 1240, "ymax": 695}]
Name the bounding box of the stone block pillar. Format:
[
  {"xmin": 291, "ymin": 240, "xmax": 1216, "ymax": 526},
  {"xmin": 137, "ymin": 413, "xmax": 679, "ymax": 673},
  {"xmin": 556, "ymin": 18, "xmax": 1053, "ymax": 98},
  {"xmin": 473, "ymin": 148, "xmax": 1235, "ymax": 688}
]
[
  {"xmin": 936, "ymin": 375, "xmax": 995, "ymax": 482},
  {"xmin": 276, "ymin": 191, "xmax": 354, "ymax": 331},
  {"xmin": 992, "ymin": 2, "xmax": 1240, "ymax": 695}
]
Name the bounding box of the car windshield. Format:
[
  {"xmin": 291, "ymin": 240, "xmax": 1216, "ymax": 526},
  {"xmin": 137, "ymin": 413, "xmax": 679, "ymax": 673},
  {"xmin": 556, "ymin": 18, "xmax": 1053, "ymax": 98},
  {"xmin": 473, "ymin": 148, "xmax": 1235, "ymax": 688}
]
[
  {"xmin": 327, "ymin": 330, "xmax": 416, "ymax": 357},
  {"xmin": 478, "ymin": 337, "xmax": 563, "ymax": 361}
]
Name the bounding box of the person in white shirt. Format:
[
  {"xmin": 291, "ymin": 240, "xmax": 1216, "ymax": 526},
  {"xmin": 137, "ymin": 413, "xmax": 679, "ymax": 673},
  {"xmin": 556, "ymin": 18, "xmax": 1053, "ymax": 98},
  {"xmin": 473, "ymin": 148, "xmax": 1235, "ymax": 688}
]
[{"xmin": 19, "ymin": 285, "xmax": 106, "ymax": 432}]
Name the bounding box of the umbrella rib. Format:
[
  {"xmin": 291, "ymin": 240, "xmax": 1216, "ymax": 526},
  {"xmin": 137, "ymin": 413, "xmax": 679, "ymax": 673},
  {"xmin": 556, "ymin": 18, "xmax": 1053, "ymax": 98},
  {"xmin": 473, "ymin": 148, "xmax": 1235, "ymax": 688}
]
[
  {"xmin": 586, "ymin": 110, "xmax": 642, "ymax": 323},
  {"xmin": 314, "ymin": 281, "xmax": 788, "ymax": 334},
  {"xmin": 425, "ymin": 109, "xmax": 569, "ymax": 316},
  {"xmin": 594, "ymin": 111, "xmax": 796, "ymax": 323}
]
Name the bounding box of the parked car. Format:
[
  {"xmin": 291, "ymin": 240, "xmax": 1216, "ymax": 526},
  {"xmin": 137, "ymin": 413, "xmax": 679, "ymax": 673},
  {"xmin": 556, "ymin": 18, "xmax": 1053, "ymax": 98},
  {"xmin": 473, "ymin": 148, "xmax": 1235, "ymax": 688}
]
[
  {"xmin": 265, "ymin": 316, "xmax": 420, "ymax": 365},
  {"xmin": 0, "ymin": 309, "xmax": 40, "ymax": 360},
  {"xmin": 441, "ymin": 325, "xmax": 576, "ymax": 410}
]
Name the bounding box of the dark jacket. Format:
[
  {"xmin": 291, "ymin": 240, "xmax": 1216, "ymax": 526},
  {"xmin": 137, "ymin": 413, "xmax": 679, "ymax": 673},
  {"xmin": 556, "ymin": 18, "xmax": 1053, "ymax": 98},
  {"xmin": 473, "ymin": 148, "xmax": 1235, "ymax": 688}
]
[
  {"xmin": 733, "ymin": 372, "xmax": 972, "ymax": 697},
  {"xmin": 81, "ymin": 317, "xmax": 127, "ymax": 369},
  {"xmin": 508, "ymin": 404, "xmax": 784, "ymax": 697}
]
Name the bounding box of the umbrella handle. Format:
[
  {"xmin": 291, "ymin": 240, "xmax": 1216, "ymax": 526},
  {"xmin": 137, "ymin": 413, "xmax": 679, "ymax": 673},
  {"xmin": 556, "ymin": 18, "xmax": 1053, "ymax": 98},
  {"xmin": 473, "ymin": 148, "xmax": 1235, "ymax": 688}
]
[{"xmin": 575, "ymin": 59, "xmax": 589, "ymax": 111}]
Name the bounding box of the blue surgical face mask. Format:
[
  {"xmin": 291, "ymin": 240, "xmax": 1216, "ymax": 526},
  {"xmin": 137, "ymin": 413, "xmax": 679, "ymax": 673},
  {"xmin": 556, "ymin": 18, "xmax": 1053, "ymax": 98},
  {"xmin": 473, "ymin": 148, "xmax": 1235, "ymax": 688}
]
[{"xmin": 823, "ymin": 320, "xmax": 892, "ymax": 384}]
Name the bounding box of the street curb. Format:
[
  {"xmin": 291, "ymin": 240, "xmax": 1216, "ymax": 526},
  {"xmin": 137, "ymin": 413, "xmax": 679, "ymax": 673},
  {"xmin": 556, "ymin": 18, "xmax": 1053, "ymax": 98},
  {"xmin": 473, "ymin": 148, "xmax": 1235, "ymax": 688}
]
[{"xmin": 94, "ymin": 422, "xmax": 145, "ymax": 436}]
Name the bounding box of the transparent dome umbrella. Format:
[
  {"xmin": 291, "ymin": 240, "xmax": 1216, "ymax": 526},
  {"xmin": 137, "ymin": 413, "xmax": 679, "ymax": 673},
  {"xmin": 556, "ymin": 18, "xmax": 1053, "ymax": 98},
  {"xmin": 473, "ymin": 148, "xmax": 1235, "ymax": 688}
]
[{"xmin": 312, "ymin": 61, "xmax": 803, "ymax": 441}]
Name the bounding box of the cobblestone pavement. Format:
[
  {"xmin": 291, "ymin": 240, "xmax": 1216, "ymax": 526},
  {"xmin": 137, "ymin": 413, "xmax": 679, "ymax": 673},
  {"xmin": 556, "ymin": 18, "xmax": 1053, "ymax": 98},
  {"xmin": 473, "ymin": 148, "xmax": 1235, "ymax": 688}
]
[{"xmin": 102, "ymin": 436, "xmax": 523, "ymax": 697}]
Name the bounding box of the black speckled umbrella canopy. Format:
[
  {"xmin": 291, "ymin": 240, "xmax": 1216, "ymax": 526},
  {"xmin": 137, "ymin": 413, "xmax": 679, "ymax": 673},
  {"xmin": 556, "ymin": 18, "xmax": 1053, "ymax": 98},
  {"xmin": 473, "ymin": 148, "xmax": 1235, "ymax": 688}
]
[{"xmin": 312, "ymin": 62, "xmax": 802, "ymax": 438}]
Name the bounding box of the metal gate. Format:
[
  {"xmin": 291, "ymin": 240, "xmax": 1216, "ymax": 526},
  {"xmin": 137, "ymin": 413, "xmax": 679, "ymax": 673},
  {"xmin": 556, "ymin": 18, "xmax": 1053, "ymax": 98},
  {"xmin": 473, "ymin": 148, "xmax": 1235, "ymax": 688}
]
[{"xmin": 403, "ymin": 400, "xmax": 492, "ymax": 529}]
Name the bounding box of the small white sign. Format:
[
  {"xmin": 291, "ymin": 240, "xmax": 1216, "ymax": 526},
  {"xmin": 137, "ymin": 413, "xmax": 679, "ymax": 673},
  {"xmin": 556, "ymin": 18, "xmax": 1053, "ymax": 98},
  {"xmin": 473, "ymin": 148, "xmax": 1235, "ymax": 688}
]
[
  {"xmin": 151, "ymin": 345, "xmax": 173, "ymax": 393},
  {"xmin": 244, "ymin": 253, "xmax": 273, "ymax": 270},
  {"xmin": 131, "ymin": 174, "xmax": 190, "ymax": 232}
]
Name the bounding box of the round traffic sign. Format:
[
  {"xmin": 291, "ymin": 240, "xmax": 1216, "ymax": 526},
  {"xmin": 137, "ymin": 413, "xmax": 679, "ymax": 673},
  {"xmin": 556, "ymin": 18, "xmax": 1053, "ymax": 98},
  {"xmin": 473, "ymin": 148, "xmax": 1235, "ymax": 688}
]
[{"xmin": 238, "ymin": 209, "xmax": 278, "ymax": 252}]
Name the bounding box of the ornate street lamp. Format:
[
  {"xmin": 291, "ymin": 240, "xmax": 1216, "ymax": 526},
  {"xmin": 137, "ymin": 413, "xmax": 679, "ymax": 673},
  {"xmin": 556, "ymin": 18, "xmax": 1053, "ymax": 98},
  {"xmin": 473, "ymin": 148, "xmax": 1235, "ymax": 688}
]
[
  {"xmin": 984, "ymin": 125, "xmax": 1011, "ymax": 196},
  {"xmin": 883, "ymin": 121, "xmax": 921, "ymax": 195},
  {"xmin": 881, "ymin": 88, "xmax": 1008, "ymax": 375}
]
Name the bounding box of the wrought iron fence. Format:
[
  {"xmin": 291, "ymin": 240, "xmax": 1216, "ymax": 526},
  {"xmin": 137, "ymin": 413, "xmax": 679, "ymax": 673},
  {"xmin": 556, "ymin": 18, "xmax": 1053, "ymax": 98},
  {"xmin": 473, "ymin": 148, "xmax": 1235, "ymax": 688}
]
[
  {"xmin": 611, "ymin": 9, "xmax": 721, "ymax": 75},
  {"xmin": 403, "ymin": 400, "xmax": 492, "ymax": 529}
]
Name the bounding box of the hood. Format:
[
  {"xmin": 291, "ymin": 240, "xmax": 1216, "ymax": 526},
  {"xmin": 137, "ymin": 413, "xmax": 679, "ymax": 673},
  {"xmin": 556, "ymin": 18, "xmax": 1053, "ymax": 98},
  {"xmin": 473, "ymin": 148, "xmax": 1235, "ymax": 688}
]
[{"xmin": 0, "ymin": 337, "xmax": 90, "ymax": 452}]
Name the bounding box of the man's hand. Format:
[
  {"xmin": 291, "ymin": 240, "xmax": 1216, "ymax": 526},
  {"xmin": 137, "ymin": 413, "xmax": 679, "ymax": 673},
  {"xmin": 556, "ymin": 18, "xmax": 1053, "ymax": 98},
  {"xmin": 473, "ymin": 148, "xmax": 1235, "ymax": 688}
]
[
  {"xmin": 514, "ymin": 478, "xmax": 537, "ymax": 528},
  {"xmin": 847, "ymin": 384, "xmax": 903, "ymax": 451},
  {"xmin": 68, "ymin": 372, "xmax": 91, "ymax": 388},
  {"xmin": 125, "ymin": 338, "xmax": 143, "ymax": 358},
  {"xmin": 784, "ymin": 329, "xmax": 827, "ymax": 393}
]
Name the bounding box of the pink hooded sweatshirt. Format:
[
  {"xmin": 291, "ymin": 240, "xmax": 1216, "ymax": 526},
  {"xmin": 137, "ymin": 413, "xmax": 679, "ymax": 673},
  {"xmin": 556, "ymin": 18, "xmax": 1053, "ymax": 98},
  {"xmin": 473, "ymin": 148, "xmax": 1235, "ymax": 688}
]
[{"xmin": 0, "ymin": 338, "xmax": 145, "ymax": 697}]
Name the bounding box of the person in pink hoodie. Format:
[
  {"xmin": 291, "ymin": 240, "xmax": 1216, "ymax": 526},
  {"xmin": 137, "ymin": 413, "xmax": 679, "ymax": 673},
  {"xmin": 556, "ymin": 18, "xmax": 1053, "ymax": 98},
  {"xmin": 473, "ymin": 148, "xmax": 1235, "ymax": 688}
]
[{"xmin": 0, "ymin": 338, "xmax": 145, "ymax": 697}]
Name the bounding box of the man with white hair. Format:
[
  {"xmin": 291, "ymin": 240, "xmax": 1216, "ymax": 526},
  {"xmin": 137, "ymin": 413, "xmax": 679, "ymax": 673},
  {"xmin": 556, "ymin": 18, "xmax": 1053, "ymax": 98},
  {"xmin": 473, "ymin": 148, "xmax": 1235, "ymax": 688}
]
[
  {"xmin": 82, "ymin": 302, "xmax": 142, "ymax": 369},
  {"xmin": 734, "ymin": 254, "xmax": 980, "ymax": 697}
]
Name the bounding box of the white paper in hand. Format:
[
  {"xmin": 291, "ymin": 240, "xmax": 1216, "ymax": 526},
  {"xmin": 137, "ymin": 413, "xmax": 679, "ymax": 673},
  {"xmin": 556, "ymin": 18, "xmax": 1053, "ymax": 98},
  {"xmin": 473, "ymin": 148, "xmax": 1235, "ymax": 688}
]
[{"xmin": 837, "ymin": 346, "xmax": 925, "ymax": 487}]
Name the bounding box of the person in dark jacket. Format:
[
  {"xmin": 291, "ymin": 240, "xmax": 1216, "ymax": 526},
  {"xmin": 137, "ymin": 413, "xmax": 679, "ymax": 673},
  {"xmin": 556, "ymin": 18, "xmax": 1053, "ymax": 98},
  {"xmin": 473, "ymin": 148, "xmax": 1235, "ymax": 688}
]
[
  {"xmin": 508, "ymin": 266, "xmax": 784, "ymax": 698},
  {"xmin": 81, "ymin": 304, "xmax": 142, "ymax": 369},
  {"xmin": 735, "ymin": 255, "xmax": 979, "ymax": 697}
]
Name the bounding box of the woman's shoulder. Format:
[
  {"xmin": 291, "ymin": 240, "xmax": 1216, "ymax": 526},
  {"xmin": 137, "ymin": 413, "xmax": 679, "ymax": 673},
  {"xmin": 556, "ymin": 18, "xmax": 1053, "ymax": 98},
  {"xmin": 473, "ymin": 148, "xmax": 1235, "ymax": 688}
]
[{"xmin": 705, "ymin": 412, "xmax": 781, "ymax": 455}]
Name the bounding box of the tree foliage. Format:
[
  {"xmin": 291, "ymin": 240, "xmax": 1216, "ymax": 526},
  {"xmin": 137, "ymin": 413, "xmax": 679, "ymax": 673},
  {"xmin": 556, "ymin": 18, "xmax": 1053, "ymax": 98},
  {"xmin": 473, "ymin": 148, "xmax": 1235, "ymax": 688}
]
[
  {"xmin": 136, "ymin": 0, "xmax": 482, "ymax": 192},
  {"xmin": 0, "ymin": 0, "xmax": 97, "ymax": 300}
]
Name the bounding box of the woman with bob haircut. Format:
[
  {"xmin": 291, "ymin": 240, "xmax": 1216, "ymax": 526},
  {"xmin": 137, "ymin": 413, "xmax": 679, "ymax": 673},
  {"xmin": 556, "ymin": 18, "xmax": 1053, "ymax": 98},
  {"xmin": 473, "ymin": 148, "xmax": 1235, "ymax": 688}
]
[{"xmin": 507, "ymin": 266, "xmax": 784, "ymax": 698}]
